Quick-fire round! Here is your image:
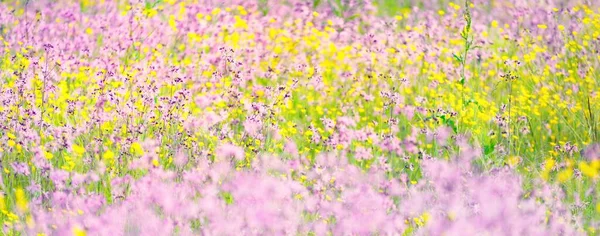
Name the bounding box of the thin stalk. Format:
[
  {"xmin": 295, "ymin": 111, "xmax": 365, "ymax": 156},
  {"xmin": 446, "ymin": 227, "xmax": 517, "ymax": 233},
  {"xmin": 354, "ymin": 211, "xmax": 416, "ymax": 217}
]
[
  {"xmin": 453, "ymin": 0, "xmax": 473, "ymax": 132},
  {"xmin": 508, "ymin": 78, "xmax": 512, "ymax": 156},
  {"xmin": 587, "ymin": 96, "xmax": 597, "ymax": 142}
]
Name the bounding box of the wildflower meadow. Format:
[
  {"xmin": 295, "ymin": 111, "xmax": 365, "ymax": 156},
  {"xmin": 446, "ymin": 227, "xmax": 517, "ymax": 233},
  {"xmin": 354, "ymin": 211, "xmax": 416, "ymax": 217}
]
[{"xmin": 0, "ymin": 0, "xmax": 599, "ymax": 235}]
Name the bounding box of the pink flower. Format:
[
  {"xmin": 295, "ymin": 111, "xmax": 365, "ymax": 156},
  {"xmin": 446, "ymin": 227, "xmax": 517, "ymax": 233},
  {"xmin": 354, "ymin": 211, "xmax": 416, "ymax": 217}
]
[
  {"xmin": 174, "ymin": 150, "xmax": 188, "ymax": 167},
  {"xmin": 284, "ymin": 140, "xmax": 298, "ymax": 157},
  {"xmin": 216, "ymin": 143, "xmax": 245, "ymax": 162},
  {"xmin": 581, "ymin": 143, "xmax": 600, "ymax": 161},
  {"xmin": 243, "ymin": 118, "xmax": 262, "ymax": 138}
]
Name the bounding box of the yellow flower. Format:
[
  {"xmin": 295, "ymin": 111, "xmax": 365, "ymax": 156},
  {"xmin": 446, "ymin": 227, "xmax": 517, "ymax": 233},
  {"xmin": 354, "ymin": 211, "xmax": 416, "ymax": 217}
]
[
  {"xmin": 506, "ymin": 156, "xmax": 521, "ymax": 168},
  {"xmin": 26, "ymin": 215, "xmax": 34, "ymax": 228},
  {"xmin": 579, "ymin": 162, "xmax": 598, "ymax": 178},
  {"xmin": 131, "ymin": 142, "xmax": 144, "ymax": 156},
  {"xmin": 233, "ymin": 16, "xmax": 248, "ymax": 29},
  {"xmin": 0, "ymin": 194, "xmax": 5, "ymax": 210},
  {"xmin": 591, "ymin": 160, "xmax": 600, "ymax": 169},
  {"xmin": 61, "ymin": 155, "xmax": 76, "ymax": 171},
  {"xmin": 557, "ymin": 168, "xmax": 573, "ymax": 183},
  {"xmin": 490, "ymin": 20, "xmax": 498, "ymax": 28},
  {"xmin": 15, "ymin": 188, "xmax": 28, "ymax": 212},
  {"xmin": 72, "ymin": 226, "xmax": 87, "ymax": 236},
  {"xmin": 44, "ymin": 152, "xmax": 54, "ymax": 160},
  {"xmin": 212, "ymin": 7, "xmax": 222, "ymax": 15},
  {"xmin": 541, "ymin": 158, "xmax": 556, "ymax": 181},
  {"xmin": 72, "ymin": 144, "xmax": 85, "ymax": 155},
  {"xmin": 168, "ymin": 15, "xmax": 177, "ymax": 31},
  {"xmin": 103, "ymin": 149, "xmax": 115, "ymax": 161}
]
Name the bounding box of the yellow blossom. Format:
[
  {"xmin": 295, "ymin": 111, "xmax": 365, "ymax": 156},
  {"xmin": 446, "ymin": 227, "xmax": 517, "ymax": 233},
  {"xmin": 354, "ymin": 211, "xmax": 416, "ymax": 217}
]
[
  {"xmin": 72, "ymin": 144, "xmax": 85, "ymax": 155},
  {"xmin": 131, "ymin": 142, "xmax": 144, "ymax": 156},
  {"xmin": 72, "ymin": 226, "xmax": 87, "ymax": 236},
  {"xmin": 15, "ymin": 188, "xmax": 28, "ymax": 212},
  {"xmin": 579, "ymin": 162, "xmax": 598, "ymax": 178},
  {"xmin": 103, "ymin": 149, "xmax": 115, "ymax": 161}
]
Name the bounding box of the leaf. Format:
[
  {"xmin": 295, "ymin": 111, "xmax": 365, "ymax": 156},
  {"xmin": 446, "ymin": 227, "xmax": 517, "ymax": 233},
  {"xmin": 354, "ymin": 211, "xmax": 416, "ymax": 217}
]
[
  {"xmin": 313, "ymin": 0, "xmax": 322, "ymax": 8},
  {"xmin": 440, "ymin": 115, "xmax": 447, "ymax": 122},
  {"xmin": 484, "ymin": 143, "xmax": 496, "ymax": 155},
  {"xmin": 220, "ymin": 192, "xmax": 235, "ymax": 205},
  {"xmin": 443, "ymin": 118, "xmax": 458, "ymax": 133},
  {"xmin": 346, "ymin": 14, "xmax": 360, "ymax": 21},
  {"xmin": 452, "ymin": 53, "xmax": 463, "ymax": 63}
]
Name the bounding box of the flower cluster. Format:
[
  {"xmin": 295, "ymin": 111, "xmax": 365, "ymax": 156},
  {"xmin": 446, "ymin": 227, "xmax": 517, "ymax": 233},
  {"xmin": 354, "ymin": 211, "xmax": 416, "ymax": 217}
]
[{"xmin": 0, "ymin": 0, "xmax": 598, "ymax": 234}]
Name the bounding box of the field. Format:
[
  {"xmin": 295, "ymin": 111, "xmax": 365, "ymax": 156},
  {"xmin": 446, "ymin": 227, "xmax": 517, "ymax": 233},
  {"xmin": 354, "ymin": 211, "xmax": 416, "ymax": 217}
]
[{"xmin": 0, "ymin": 0, "xmax": 599, "ymax": 235}]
